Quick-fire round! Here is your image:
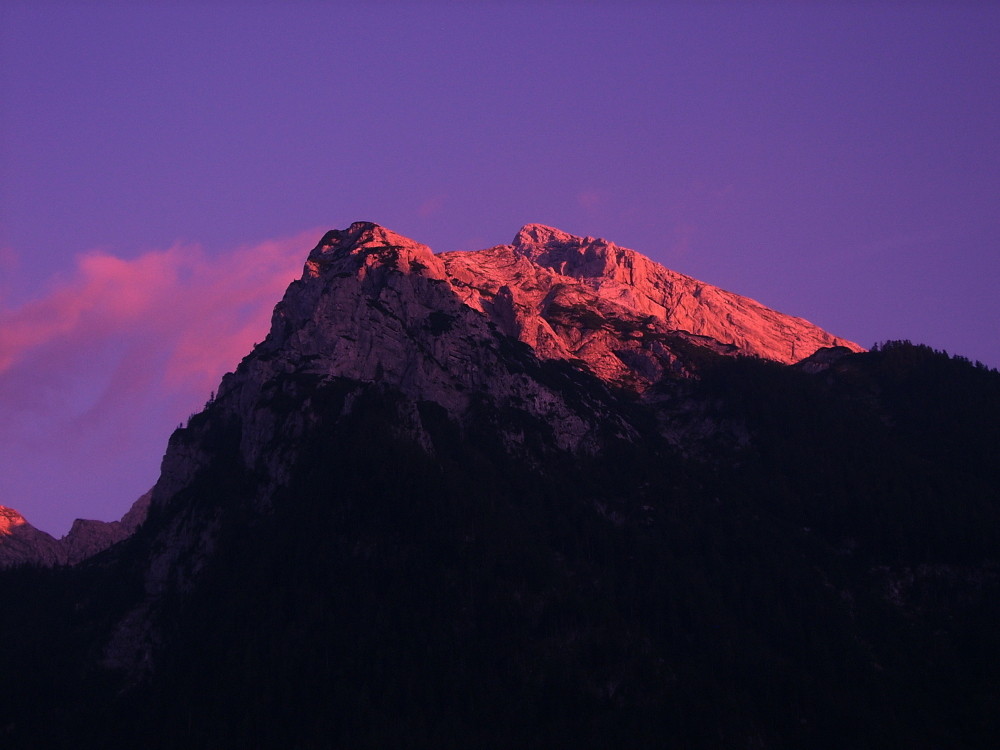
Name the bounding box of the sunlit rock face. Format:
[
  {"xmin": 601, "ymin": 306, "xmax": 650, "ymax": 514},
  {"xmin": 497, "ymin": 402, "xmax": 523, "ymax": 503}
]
[
  {"xmin": 498, "ymin": 224, "xmax": 859, "ymax": 366},
  {"xmin": 249, "ymin": 221, "xmax": 861, "ymax": 399},
  {"xmin": 2, "ymin": 222, "xmax": 861, "ymax": 570},
  {"xmin": 0, "ymin": 506, "xmax": 26, "ymax": 535},
  {"xmin": 206, "ymin": 220, "xmax": 861, "ymax": 502}
]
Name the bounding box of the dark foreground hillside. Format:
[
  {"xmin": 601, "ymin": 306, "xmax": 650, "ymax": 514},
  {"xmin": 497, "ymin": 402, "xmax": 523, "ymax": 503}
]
[{"xmin": 1, "ymin": 342, "xmax": 998, "ymax": 749}]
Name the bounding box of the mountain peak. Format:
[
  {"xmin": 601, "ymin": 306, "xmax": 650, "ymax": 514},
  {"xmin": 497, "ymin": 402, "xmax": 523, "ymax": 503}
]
[
  {"xmin": 310, "ymin": 221, "xmax": 402, "ymax": 257},
  {"xmin": 509, "ymin": 224, "xmax": 634, "ymax": 285},
  {"xmin": 513, "ymin": 223, "xmax": 591, "ymax": 248},
  {"xmin": 481, "ymin": 224, "xmax": 862, "ymax": 364},
  {"xmin": 0, "ymin": 505, "xmax": 64, "ymax": 567},
  {"xmin": 3, "ymin": 225, "xmax": 995, "ymax": 749},
  {"xmin": 302, "ymin": 222, "xmax": 442, "ymax": 288}
]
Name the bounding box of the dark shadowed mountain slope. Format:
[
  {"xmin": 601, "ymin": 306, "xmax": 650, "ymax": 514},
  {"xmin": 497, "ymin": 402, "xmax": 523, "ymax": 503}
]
[{"xmin": 0, "ymin": 225, "xmax": 997, "ymax": 749}]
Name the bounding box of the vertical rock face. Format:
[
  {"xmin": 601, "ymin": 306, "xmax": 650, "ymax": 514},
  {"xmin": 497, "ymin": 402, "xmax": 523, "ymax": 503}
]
[
  {"xmin": 230, "ymin": 222, "xmax": 508, "ymax": 414},
  {"xmin": 212, "ymin": 222, "xmax": 616, "ymax": 461}
]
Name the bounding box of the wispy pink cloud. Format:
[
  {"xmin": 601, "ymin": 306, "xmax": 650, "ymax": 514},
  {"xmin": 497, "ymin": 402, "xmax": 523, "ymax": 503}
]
[
  {"xmin": 0, "ymin": 230, "xmax": 318, "ymax": 390},
  {"xmin": 0, "ymin": 229, "xmax": 321, "ymax": 533}
]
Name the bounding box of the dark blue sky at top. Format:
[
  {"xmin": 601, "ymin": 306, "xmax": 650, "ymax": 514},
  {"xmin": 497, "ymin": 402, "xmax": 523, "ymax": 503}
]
[{"xmin": 1, "ymin": 1, "xmax": 998, "ymax": 534}]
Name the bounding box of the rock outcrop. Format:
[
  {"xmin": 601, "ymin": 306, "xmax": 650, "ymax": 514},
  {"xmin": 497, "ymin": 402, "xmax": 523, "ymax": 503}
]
[{"xmin": 232, "ymin": 221, "xmax": 861, "ymax": 406}]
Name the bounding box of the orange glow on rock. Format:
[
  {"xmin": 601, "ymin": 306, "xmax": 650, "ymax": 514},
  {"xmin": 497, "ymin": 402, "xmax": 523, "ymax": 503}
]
[{"xmin": 0, "ymin": 506, "xmax": 28, "ymax": 536}]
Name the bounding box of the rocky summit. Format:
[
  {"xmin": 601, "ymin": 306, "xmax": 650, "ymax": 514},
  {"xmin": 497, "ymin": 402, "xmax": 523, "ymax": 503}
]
[
  {"xmin": 1, "ymin": 223, "xmax": 998, "ymax": 750},
  {"xmin": 1, "ymin": 223, "xmax": 858, "ymax": 567},
  {"xmin": 262, "ymin": 221, "xmax": 860, "ymax": 393},
  {"xmin": 448, "ymin": 223, "xmax": 860, "ymax": 370}
]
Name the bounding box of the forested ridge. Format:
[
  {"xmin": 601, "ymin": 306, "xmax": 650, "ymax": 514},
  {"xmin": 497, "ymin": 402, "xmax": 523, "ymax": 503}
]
[{"xmin": 1, "ymin": 341, "xmax": 998, "ymax": 748}]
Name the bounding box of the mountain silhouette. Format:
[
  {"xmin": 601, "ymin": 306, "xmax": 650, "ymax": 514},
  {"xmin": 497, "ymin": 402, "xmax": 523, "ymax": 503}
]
[{"xmin": 1, "ymin": 224, "xmax": 997, "ymax": 749}]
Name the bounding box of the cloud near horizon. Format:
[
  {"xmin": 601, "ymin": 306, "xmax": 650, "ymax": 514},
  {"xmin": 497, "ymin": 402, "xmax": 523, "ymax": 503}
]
[{"xmin": 0, "ymin": 229, "xmax": 319, "ymax": 392}]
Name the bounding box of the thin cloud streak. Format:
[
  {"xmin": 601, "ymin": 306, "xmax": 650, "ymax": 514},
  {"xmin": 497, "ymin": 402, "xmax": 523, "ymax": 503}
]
[{"xmin": 0, "ymin": 230, "xmax": 318, "ymax": 386}]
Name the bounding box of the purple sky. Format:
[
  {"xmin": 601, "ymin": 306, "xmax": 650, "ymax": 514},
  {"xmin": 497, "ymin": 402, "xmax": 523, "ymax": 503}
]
[{"xmin": 2, "ymin": 1, "xmax": 998, "ymax": 535}]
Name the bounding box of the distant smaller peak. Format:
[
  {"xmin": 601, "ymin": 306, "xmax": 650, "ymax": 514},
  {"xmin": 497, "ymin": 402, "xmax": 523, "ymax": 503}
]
[
  {"xmin": 309, "ymin": 222, "xmax": 426, "ymax": 261},
  {"xmin": 302, "ymin": 222, "xmax": 445, "ymax": 281},
  {"xmin": 313, "ymin": 222, "xmax": 382, "ymax": 252},
  {"xmin": 513, "ymin": 224, "xmax": 584, "ymax": 247}
]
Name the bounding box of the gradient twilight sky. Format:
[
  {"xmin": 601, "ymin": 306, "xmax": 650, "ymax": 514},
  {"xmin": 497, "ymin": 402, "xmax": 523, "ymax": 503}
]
[{"xmin": 1, "ymin": 1, "xmax": 998, "ymax": 535}]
